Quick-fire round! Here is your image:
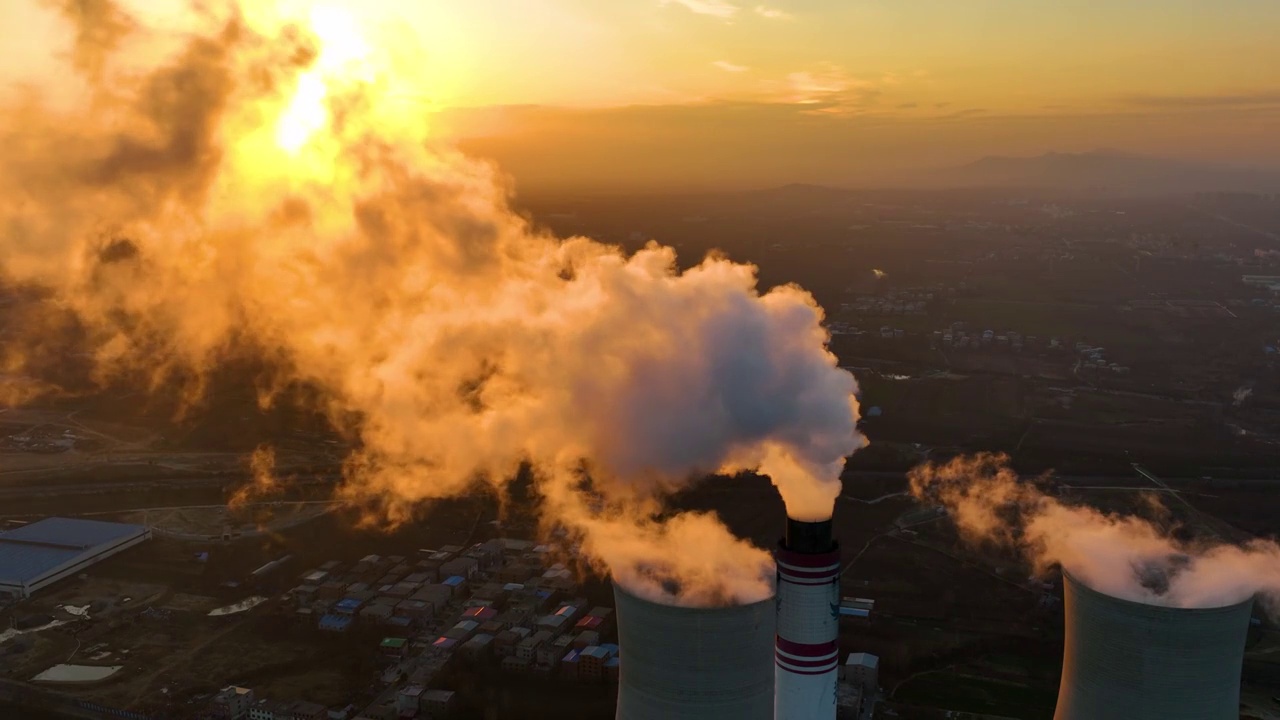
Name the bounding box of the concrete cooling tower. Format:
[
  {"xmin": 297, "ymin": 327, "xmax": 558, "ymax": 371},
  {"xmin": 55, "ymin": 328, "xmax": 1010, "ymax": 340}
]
[
  {"xmin": 613, "ymin": 582, "xmax": 775, "ymax": 720},
  {"xmin": 775, "ymin": 518, "xmax": 841, "ymax": 720},
  {"xmin": 1054, "ymin": 570, "xmax": 1254, "ymax": 720}
]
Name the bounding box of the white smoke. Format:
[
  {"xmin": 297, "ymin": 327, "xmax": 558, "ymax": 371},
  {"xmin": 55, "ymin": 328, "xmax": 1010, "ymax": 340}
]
[
  {"xmin": 909, "ymin": 453, "xmax": 1280, "ymax": 610},
  {"xmin": 0, "ymin": 0, "xmax": 865, "ymax": 604}
]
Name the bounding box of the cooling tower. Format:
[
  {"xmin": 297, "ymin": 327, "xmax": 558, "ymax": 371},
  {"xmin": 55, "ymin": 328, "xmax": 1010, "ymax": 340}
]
[
  {"xmin": 775, "ymin": 517, "xmax": 841, "ymax": 720},
  {"xmin": 613, "ymin": 582, "xmax": 775, "ymax": 720},
  {"xmin": 1054, "ymin": 570, "xmax": 1254, "ymax": 720}
]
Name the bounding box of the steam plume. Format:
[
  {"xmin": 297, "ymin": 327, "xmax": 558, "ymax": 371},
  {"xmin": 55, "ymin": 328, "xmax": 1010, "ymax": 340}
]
[
  {"xmin": 1233, "ymin": 386, "xmax": 1253, "ymax": 407},
  {"xmin": 909, "ymin": 453, "xmax": 1280, "ymax": 609},
  {"xmin": 228, "ymin": 445, "xmax": 283, "ymax": 510},
  {"xmin": 0, "ymin": 0, "xmax": 864, "ymax": 604}
]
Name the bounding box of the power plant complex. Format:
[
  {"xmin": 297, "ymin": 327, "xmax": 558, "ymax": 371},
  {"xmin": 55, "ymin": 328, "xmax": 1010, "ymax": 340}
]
[
  {"xmin": 612, "ymin": 520, "xmax": 1260, "ymax": 720},
  {"xmin": 1053, "ymin": 570, "xmax": 1255, "ymax": 720}
]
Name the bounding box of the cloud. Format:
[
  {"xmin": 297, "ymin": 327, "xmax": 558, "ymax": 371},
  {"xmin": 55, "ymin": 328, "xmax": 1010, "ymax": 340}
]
[
  {"xmin": 1121, "ymin": 91, "xmax": 1280, "ymax": 109},
  {"xmin": 942, "ymin": 108, "xmax": 987, "ymax": 119},
  {"xmin": 754, "ymin": 5, "xmax": 792, "ymax": 19},
  {"xmin": 786, "ymin": 65, "xmax": 869, "ymax": 103},
  {"xmin": 776, "ymin": 64, "xmax": 884, "ymax": 117},
  {"xmin": 897, "ymin": 102, "xmax": 918, "ymax": 109},
  {"xmin": 712, "ymin": 60, "xmax": 749, "ymax": 73},
  {"xmin": 660, "ymin": 0, "xmax": 739, "ymax": 18}
]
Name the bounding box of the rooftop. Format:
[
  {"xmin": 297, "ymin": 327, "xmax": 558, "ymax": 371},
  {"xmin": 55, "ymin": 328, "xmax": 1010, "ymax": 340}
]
[
  {"xmin": 580, "ymin": 645, "xmax": 614, "ymax": 660},
  {"xmin": 423, "ymin": 689, "xmax": 455, "ymax": 703},
  {"xmin": 319, "ymin": 614, "xmax": 353, "ymax": 631},
  {"xmin": 0, "ymin": 517, "xmax": 149, "ymax": 593},
  {"xmin": 845, "ymin": 652, "xmax": 879, "ymax": 669}
]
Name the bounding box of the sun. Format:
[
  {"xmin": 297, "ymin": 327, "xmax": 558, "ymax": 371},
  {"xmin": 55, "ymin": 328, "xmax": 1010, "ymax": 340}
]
[
  {"xmin": 276, "ymin": 72, "xmax": 328, "ymax": 153},
  {"xmin": 274, "ymin": 4, "xmax": 373, "ymax": 154}
]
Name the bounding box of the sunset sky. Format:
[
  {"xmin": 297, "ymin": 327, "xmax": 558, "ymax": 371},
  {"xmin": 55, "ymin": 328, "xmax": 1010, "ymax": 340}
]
[{"xmin": 5, "ymin": 0, "xmax": 1279, "ymax": 190}]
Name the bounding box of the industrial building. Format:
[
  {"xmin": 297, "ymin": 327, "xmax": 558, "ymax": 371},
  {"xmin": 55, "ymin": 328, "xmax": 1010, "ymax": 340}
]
[
  {"xmin": 842, "ymin": 652, "xmax": 879, "ymax": 693},
  {"xmin": 775, "ymin": 517, "xmax": 841, "ymax": 720},
  {"xmin": 1054, "ymin": 570, "xmax": 1254, "ymax": 720},
  {"xmin": 613, "ymin": 582, "xmax": 775, "ymax": 720},
  {"xmin": 0, "ymin": 517, "xmax": 151, "ymax": 600}
]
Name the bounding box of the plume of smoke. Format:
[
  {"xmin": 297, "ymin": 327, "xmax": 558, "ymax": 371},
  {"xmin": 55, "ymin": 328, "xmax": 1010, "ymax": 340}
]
[
  {"xmin": 0, "ymin": 0, "xmax": 864, "ymax": 605},
  {"xmin": 1233, "ymin": 386, "xmax": 1253, "ymax": 407},
  {"xmin": 908, "ymin": 453, "xmax": 1280, "ymax": 609},
  {"xmin": 228, "ymin": 445, "xmax": 283, "ymax": 510},
  {"xmin": 872, "ymin": 268, "xmax": 886, "ymax": 279},
  {"xmin": 542, "ymin": 478, "xmax": 775, "ymax": 607}
]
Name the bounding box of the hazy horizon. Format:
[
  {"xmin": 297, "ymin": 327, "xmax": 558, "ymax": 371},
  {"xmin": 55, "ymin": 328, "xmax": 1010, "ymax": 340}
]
[{"xmin": 5, "ymin": 0, "xmax": 1280, "ymax": 192}]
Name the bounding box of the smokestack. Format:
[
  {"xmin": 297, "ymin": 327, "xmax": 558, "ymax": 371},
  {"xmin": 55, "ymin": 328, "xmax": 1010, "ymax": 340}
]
[
  {"xmin": 775, "ymin": 516, "xmax": 841, "ymax": 720},
  {"xmin": 1054, "ymin": 570, "xmax": 1254, "ymax": 720},
  {"xmin": 613, "ymin": 582, "xmax": 774, "ymax": 720}
]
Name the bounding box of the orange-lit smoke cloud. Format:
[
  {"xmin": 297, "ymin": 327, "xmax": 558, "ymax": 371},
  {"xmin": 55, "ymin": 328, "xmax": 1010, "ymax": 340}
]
[
  {"xmin": 228, "ymin": 444, "xmax": 283, "ymax": 511},
  {"xmin": 0, "ymin": 0, "xmax": 864, "ymax": 605},
  {"xmin": 909, "ymin": 453, "xmax": 1280, "ymax": 609}
]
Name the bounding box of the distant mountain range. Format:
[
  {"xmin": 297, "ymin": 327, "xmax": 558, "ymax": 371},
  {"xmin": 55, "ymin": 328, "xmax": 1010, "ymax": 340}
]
[{"xmin": 939, "ymin": 150, "xmax": 1280, "ymax": 194}]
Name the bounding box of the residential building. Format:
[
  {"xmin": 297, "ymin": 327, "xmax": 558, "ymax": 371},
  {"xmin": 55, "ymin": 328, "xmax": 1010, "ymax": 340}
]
[
  {"xmin": 318, "ymin": 613, "xmax": 353, "ymax": 632},
  {"xmin": 577, "ymin": 645, "xmax": 616, "ymax": 682},
  {"xmin": 212, "ymin": 686, "xmax": 255, "ymax": 720},
  {"xmin": 515, "ymin": 630, "xmax": 552, "ymax": 661},
  {"xmin": 397, "ymin": 686, "xmax": 423, "ymax": 715},
  {"xmin": 411, "ymin": 584, "xmax": 452, "ymax": 610},
  {"xmin": 287, "ymin": 700, "xmax": 328, "ymax": 720},
  {"xmin": 380, "ymin": 637, "xmax": 409, "ymax": 659},
  {"xmin": 460, "ymin": 633, "xmax": 494, "ymax": 659},
  {"xmin": 444, "ymin": 619, "xmax": 479, "ymax": 642},
  {"xmin": 495, "ymin": 627, "xmax": 531, "ymax": 657},
  {"xmin": 537, "ymin": 634, "xmax": 573, "ymax": 665},
  {"xmin": 501, "ymin": 656, "xmax": 531, "ymax": 674},
  {"xmin": 439, "ymin": 556, "xmax": 478, "ymax": 580},
  {"xmin": 421, "ymin": 689, "xmax": 455, "ymax": 717},
  {"xmin": 249, "ymin": 699, "xmax": 290, "ymax": 720},
  {"xmin": 560, "ymin": 649, "xmax": 580, "ymax": 679}
]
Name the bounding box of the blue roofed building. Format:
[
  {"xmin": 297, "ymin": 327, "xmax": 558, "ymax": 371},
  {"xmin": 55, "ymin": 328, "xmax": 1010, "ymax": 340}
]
[
  {"xmin": 0, "ymin": 517, "xmax": 151, "ymax": 599},
  {"xmin": 333, "ymin": 596, "xmax": 364, "ymax": 615},
  {"xmin": 318, "ymin": 613, "xmax": 353, "ymax": 632}
]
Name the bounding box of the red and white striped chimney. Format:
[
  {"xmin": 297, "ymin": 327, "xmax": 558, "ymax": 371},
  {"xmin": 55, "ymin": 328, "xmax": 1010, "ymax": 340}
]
[{"xmin": 775, "ymin": 517, "xmax": 840, "ymax": 720}]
